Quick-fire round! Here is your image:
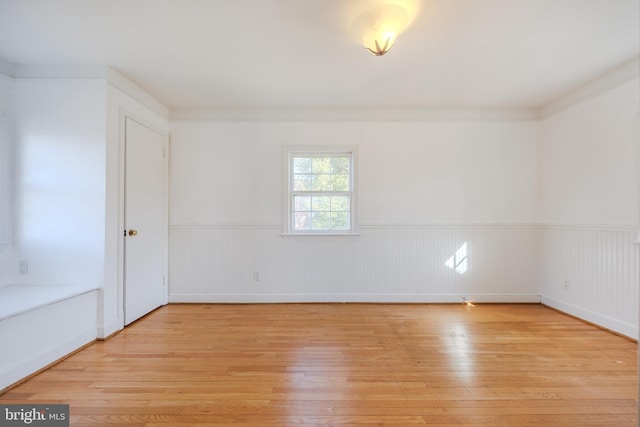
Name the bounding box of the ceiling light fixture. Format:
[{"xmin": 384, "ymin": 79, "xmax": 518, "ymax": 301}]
[
  {"xmin": 346, "ymin": 1, "xmax": 420, "ymax": 58},
  {"xmin": 365, "ymin": 33, "xmax": 395, "ymax": 56}
]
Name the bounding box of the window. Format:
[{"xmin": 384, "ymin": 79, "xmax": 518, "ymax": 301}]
[{"xmin": 285, "ymin": 147, "xmax": 357, "ymax": 235}]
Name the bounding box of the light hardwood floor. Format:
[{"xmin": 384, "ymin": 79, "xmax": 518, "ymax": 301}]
[{"xmin": 1, "ymin": 303, "xmax": 637, "ymax": 426}]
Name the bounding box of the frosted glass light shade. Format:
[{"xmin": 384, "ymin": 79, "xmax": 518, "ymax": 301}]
[{"xmin": 349, "ymin": 2, "xmax": 416, "ymax": 56}]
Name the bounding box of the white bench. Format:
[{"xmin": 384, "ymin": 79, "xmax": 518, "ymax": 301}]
[{"xmin": 0, "ymin": 285, "xmax": 99, "ymax": 391}]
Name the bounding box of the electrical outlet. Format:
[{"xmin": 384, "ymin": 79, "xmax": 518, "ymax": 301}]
[
  {"xmin": 563, "ymin": 279, "xmax": 570, "ymax": 290},
  {"xmin": 253, "ymin": 271, "xmax": 260, "ymax": 282},
  {"xmin": 18, "ymin": 260, "xmax": 28, "ymax": 275}
]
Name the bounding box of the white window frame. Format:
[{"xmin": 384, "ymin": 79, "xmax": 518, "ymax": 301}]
[{"xmin": 283, "ymin": 146, "xmax": 359, "ymax": 236}]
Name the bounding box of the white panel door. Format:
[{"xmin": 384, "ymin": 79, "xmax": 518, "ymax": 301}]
[{"xmin": 124, "ymin": 117, "xmax": 166, "ymax": 325}]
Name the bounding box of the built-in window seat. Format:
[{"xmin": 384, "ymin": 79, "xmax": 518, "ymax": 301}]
[
  {"xmin": 0, "ymin": 284, "xmax": 99, "ymax": 391},
  {"xmin": 0, "ymin": 284, "xmax": 98, "ymax": 321}
]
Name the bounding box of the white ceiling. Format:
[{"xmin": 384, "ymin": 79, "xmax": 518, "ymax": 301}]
[{"xmin": 0, "ymin": 0, "xmax": 638, "ymax": 110}]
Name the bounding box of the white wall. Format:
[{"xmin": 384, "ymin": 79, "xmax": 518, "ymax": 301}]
[
  {"xmin": 540, "ymin": 79, "xmax": 638, "ymax": 226},
  {"xmin": 539, "ymin": 78, "xmax": 640, "ymax": 338},
  {"xmin": 0, "ymin": 74, "xmax": 12, "ymax": 113},
  {"xmin": 171, "ymin": 121, "xmax": 539, "ymax": 225},
  {"xmin": 170, "ymin": 75, "xmax": 640, "ymax": 339},
  {"xmin": 0, "ymin": 76, "xmax": 107, "ymax": 389},
  {"xmin": 0, "ymin": 74, "xmax": 14, "ymax": 288},
  {"xmin": 13, "ymin": 79, "xmax": 107, "ymax": 288},
  {"xmin": 169, "ymin": 120, "xmax": 541, "ymax": 302}
]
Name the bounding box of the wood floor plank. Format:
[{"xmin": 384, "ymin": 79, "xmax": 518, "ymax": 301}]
[{"xmin": 1, "ymin": 303, "xmax": 637, "ymax": 425}]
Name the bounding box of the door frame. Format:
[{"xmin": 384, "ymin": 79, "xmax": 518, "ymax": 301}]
[{"xmin": 117, "ymin": 109, "xmax": 169, "ymax": 328}]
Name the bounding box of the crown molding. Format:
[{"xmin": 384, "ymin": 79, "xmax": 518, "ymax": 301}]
[
  {"xmin": 169, "ymin": 107, "xmax": 539, "ymax": 122},
  {"xmin": 538, "ymin": 57, "xmax": 640, "ymax": 119},
  {"xmin": 106, "ymin": 67, "xmax": 169, "ymax": 119},
  {"xmin": 0, "ymin": 60, "xmax": 169, "ymax": 119},
  {"xmin": 11, "ymin": 64, "xmax": 107, "ymax": 79},
  {"xmin": 3, "ymin": 56, "xmax": 635, "ymax": 123}
]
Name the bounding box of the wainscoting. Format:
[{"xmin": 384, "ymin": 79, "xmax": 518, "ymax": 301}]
[
  {"xmin": 169, "ymin": 223, "xmax": 639, "ymax": 339},
  {"xmin": 540, "ymin": 225, "xmax": 638, "ymax": 339},
  {"xmin": 169, "ymin": 224, "xmax": 541, "ymax": 303}
]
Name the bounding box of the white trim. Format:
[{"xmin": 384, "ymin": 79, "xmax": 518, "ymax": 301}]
[
  {"xmin": 116, "ymin": 108, "xmax": 127, "ymax": 331},
  {"xmin": 119, "ymin": 112, "xmax": 171, "ymax": 324},
  {"xmin": 538, "ymin": 57, "xmax": 640, "ymax": 118},
  {"xmin": 12, "ymin": 64, "xmax": 107, "ymax": 79},
  {"xmin": 170, "ymin": 108, "xmax": 538, "ymax": 122},
  {"xmin": 361, "ymin": 222, "xmax": 543, "ymax": 229},
  {"xmin": 106, "ymin": 68, "xmax": 169, "ymax": 119},
  {"xmin": 0, "ymin": 285, "xmax": 99, "ymax": 321},
  {"xmin": 169, "ymin": 293, "xmax": 542, "ymax": 304},
  {"xmin": 3, "ymin": 58, "xmax": 635, "ymax": 121},
  {"xmin": 280, "ymin": 232, "xmax": 361, "ymax": 238},
  {"xmin": 170, "ymin": 224, "xmax": 282, "ymax": 230},
  {"xmin": 167, "ymin": 222, "xmax": 636, "ymax": 231},
  {"xmin": 1, "ymin": 63, "xmax": 168, "ymax": 119},
  {"xmin": 97, "ymin": 319, "xmax": 121, "ymax": 340},
  {"xmin": 541, "ymin": 223, "xmax": 636, "ymax": 232},
  {"xmin": 541, "ymin": 295, "xmax": 637, "ymax": 340}
]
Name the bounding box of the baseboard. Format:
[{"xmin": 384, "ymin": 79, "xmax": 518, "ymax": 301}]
[
  {"xmin": 169, "ymin": 293, "xmax": 541, "ymax": 304},
  {"xmin": 97, "ymin": 319, "xmax": 122, "ymax": 340},
  {"xmin": 541, "ymin": 295, "xmax": 638, "ymax": 340}
]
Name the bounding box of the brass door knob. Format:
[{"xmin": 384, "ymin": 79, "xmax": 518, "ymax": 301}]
[{"xmin": 128, "ymin": 229, "xmax": 138, "ymax": 236}]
